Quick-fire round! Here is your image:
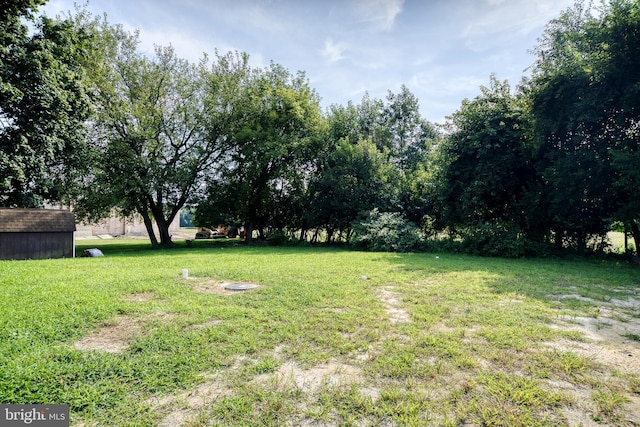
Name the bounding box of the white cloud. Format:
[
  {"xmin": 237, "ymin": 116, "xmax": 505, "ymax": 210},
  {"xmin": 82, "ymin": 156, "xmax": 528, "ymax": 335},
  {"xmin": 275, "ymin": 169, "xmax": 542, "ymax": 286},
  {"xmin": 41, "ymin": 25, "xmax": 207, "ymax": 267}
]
[
  {"xmin": 320, "ymin": 39, "xmax": 348, "ymax": 64},
  {"xmin": 352, "ymin": 0, "xmax": 404, "ymax": 31},
  {"xmin": 237, "ymin": 4, "xmax": 286, "ymax": 33},
  {"xmin": 40, "ymin": 0, "xmax": 576, "ymax": 125},
  {"xmin": 136, "ymin": 28, "xmax": 232, "ymax": 63},
  {"xmin": 410, "ymin": 69, "xmax": 486, "ymax": 99},
  {"xmin": 462, "ymin": 0, "xmax": 574, "ymax": 52}
]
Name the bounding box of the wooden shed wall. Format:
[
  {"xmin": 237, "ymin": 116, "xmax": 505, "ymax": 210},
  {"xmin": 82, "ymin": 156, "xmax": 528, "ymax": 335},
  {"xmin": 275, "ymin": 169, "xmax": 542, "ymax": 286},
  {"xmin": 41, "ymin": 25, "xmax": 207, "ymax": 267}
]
[{"xmin": 0, "ymin": 232, "xmax": 74, "ymax": 260}]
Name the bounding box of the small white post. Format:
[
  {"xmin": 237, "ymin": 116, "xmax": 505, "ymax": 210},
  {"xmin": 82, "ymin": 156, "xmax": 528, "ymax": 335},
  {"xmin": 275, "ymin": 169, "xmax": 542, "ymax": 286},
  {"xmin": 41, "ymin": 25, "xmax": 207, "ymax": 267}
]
[{"xmin": 182, "ymin": 269, "xmax": 188, "ymax": 279}]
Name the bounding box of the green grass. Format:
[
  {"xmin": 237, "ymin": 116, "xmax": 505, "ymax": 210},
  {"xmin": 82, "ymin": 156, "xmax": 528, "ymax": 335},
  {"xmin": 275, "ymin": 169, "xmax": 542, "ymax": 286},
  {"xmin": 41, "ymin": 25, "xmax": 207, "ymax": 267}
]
[{"xmin": 1, "ymin": 239, "xmax": 639, "ymax": 426}]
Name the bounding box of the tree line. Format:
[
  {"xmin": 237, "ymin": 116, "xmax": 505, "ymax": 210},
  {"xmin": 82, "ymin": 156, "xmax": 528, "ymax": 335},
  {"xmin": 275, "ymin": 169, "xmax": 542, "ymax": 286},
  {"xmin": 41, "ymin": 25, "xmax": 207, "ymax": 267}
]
[{"xmin": 1, "ymin": 0, "xmax": 639, "ymax": 256}]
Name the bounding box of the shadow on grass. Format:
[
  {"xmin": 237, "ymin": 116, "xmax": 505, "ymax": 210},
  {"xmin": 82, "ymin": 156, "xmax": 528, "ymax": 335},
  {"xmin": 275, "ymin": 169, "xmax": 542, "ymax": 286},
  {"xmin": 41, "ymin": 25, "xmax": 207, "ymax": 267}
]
[
  {"xmin": 75, "ymin": 238, "xmax": 245, "ymax": 258},
  {"xmin": 383, "ymin": 251, "xmax": 640, "ymax": 305}
]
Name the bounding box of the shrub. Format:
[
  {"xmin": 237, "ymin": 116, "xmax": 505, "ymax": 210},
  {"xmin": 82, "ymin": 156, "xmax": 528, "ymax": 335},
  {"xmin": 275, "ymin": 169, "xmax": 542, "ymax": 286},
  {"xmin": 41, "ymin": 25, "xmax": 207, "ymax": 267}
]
[
  {"xmin": 453, "ymin": 223, "xmax": 555, "ymax": 258},
  {"xmin": 457, "ymin": 223, "xmax": 526, "ymax": 257},
  {"xmin": 351, "ymin": 209, "xmax": 422, "ymax": 252},
  {"xmin": 265, "ymin": 229, "xmax": 291, "ymax": 245}
]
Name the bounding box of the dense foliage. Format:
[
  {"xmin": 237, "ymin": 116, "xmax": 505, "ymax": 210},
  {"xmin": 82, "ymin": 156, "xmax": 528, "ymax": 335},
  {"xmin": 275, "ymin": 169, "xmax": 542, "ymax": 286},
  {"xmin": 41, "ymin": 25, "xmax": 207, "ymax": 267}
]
[
  {"xmin": 0, "ymin": 1, "xmax": 92, "ymax": 207},
  {"xmin": 2, "ymin": 0, "xmax": 638, "ymax": 256}
]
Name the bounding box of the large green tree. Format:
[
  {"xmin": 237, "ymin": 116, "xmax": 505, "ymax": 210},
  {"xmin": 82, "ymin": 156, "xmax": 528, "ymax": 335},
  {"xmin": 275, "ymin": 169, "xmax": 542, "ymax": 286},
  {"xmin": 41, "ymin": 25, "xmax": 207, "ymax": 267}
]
[
  {"xmin": 196, "ymin": 63, "xmax": 325, "ymax": 243},
  {"xmin": 380, "ymin": 86, "xmax": 438, "ymax": 225},
  {"xmin": 305, "ymin": 88, "xmax": 437, "ymax": 242},
  {"xmin": 594, "ymin": 0, "xmax": 640, "ymax": 254},
  {"xmin": 306, "ymin": 137, "xmax": 396, "ymax": 242},
  {"xmin": 1, "ymin": 3, "xmax": 93, "ymax": 207},
  {"xmin": 380, "ymin": 85, "xmax": 437, "ymax": 170},
  {"xmin": 77, "ymin": 20, "xmax": 246, "ymax": 246},
  {"xmin": 529, "ymin": 0, "xmax": 640, "ymax": 253},
  {"xmin": 434, "ymin": 77, "xmax": 539, "ymax": 243}
]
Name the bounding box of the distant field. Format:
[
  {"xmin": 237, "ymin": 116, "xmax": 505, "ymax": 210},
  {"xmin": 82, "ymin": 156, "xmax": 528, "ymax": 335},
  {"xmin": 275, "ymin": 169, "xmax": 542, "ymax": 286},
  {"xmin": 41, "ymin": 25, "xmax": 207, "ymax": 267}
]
[{"xmin": 1, "ymin": 239, "xmax": 639, "ymax": 426}]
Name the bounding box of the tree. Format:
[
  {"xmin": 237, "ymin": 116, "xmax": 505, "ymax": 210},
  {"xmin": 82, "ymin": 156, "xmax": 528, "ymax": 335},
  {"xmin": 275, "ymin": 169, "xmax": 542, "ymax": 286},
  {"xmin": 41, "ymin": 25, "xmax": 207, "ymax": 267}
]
[
  {"xmin": 196, "ymin": 63, "xmax": 325, "ymax": 243},
  {"xmin": 529, "ymin": 0, "xmax": 640, "ymax": 253},
  {"xmin": 380, "ymin": 85, "xmax": 437, "ymax": 170},
  {"xmin": 77, "ymin": 19, "xmax": 247, "ymax": 247},
  {"xmin": 303, "ymin": 88, "xmax": 439, "ymax": 242},
  {"xmin": 380, "ymin": 86, "xmax": 439, "ymax": 225},
  {"xmin": 1, "ymin": 4, "xmax": 93, "ymax": 207},
  {"xmin": 594, "ymin": 0, "xmax": 640, "ymax": 254},
  {"xmin": 434, "ymin": 76, "xmax": 539, "ymax": 246},
  {"xmin": 306, "ymin": 137, "xmax": 396, "ymax": 242}
]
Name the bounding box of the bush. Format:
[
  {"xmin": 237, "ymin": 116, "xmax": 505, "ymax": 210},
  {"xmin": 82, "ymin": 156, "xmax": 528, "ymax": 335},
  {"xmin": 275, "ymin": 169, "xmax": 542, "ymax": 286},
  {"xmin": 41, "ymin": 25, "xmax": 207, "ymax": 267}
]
[
  {"xmin": 351, "ymin": 209, "xmax": 422, "ymax": 252},
  {"xmin": 457, "ymin": 224, "xmax": 526, "ymax": 257},
  {"xmin": 453, "ymin": 223, "xmax": 554, "ymax": 258},
  {"xmin": 265, "ymin": 229, "xmax": 290, "ymax": 245}
]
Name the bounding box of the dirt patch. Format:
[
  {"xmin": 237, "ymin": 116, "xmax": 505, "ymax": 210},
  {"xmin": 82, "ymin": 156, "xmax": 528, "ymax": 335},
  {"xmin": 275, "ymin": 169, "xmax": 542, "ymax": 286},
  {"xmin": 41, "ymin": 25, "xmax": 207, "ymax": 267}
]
[
  {"xmin": 152, "ymin": 359, "xmax": 364, "ymax": 426},
  {"xmin": 73, "ymin": 312, "xmax": 175, "ymax": 353},
  {"xmin": 545, "ymin": 291, "xmax": 640, "ymax": 427},
  {"xmin": 549, "ymin": 314, "xmax": 640, "ymax": 375},
  {"xmin": 550, "ymin": 294, "xmax": 640, "ymax": 312},
  {"xmin": 548, "ymin": 293, "xmax": 640, "ymax": 425},
  {"xmin": 151, "ymin": 356, "xmax": 250, "ymax": 426},
  {"xmin": 186, "ymin": 278, "xmax": 260, "ymax": 295},
  {"xmin": 154, "ymin": 374, "xmax": 231, "ymax": 427},
  {"xmin": 254, "ymin": 360, "xmax": 364, "ymax": 393},
  {"xmin": 74, "ymin": 316, "xmax": 142, "ymax": 353},
  {"xmin": 376, "ymin": 286, "xmax": 411, "ymax": 324},
  {"xmin": 551, "ymin": 293, "xmax": 599, "ymax": 304},
  {"xmin": 558, "ymin": 313, "xmax": 640, "ymax": 344},
  {"xmin": 126, "ymin": 291, "xmax": 156, "ymax": 302},
  {"xmin": 549, "ymin": 289, "xmax": 640, "ymax": 377},
  {"xmin": 609, "ymin": 297, "xmax": 640, "ymax": 310}
]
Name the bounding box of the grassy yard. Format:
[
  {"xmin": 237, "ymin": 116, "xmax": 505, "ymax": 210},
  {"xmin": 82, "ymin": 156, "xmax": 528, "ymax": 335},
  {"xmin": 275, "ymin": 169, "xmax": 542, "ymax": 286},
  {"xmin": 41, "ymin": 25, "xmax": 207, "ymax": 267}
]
[{"xmin": 1, "ymin": 239, "xmax": 639, "ymax": 426}]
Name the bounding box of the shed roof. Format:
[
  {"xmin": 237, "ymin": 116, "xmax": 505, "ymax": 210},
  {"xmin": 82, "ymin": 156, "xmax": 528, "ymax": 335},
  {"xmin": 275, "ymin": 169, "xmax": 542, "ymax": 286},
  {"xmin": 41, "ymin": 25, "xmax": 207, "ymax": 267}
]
[{"xmin": 0, "ymin": 209, "xmax": 76, "ymax": 233}]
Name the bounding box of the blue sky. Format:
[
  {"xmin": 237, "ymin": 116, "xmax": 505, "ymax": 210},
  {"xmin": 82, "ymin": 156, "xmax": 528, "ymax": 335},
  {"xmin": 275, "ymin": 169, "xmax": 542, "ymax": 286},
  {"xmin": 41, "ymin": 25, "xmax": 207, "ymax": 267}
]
[{"xmin": 42, "ymin": 0, "xmax": 575, "ymax": 124}]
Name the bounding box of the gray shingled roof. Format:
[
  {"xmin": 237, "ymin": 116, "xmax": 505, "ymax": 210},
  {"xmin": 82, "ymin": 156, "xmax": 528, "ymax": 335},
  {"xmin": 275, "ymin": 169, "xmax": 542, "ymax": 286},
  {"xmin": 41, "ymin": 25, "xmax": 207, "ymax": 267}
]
[{"xmin": 0, "ymin": 209, "xmax": 76, "ymax": 232}]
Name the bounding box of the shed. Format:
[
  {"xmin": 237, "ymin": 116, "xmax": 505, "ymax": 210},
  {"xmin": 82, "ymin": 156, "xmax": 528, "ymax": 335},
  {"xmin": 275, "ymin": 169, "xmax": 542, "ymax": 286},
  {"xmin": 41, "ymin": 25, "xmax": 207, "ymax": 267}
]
[{"xmin": 0, "ymin": 209, "xmax": 76, "ymax": 260}]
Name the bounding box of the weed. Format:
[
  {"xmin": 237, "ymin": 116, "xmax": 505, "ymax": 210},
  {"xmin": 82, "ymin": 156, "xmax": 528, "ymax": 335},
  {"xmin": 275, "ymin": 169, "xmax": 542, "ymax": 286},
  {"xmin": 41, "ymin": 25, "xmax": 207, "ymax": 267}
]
[
  {"xmin": 624, "ymin": 333, "xmax": 640, "ymax": 342},
  {"xmin": 592, "ymin": 387, "xmax": 628, "ymax": 422}
]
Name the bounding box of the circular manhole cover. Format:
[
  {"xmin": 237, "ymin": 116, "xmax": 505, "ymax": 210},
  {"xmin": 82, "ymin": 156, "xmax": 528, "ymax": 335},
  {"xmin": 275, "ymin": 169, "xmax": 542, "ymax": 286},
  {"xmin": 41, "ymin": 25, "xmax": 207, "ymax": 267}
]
[{"xmin": 223, "ymin": 282, "xmax": 258, "ymax": 291}]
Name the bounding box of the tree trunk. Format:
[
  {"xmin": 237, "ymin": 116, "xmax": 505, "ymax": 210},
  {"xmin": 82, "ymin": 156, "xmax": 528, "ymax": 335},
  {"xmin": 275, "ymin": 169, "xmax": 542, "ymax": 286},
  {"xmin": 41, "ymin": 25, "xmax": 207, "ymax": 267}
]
[
  {"xmin": 245, "ymin": 221, "xmax": 254, "ymax": 244},
  {"xmin": 326, "ymin": 228, "xmax": 334, "ymax": 244},
  {"xmin": 140, "ymin": 210, "xmax": 159, "ymax": 247},
  {"xmin": 156, "ymin": 216, "xmax": 173, "ymax": 247},
  {"xmin": 631, "ymin": 221, "xmax": 640, "ymax": 256},
  {"xmin": 146, "ymin": 195, "xmax": 176, "ymax": 247},
  {"xmin": 625, "ymin": 230, "xmax": 629, "ymax": 254},
  {"xmin": 554, "ymin": 229, "xmax": 564, "ymax": 252},
  {"xmin": 577, "ymin": 232, "xmax": 587, "ymax": 253}
]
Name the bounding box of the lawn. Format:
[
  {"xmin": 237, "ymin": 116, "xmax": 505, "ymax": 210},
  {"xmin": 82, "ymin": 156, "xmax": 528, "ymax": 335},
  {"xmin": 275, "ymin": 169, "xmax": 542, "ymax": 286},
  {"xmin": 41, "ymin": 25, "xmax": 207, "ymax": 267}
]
[{"xmin": 1, "ymin": 239, "xmax": 639, "ymax": 426}]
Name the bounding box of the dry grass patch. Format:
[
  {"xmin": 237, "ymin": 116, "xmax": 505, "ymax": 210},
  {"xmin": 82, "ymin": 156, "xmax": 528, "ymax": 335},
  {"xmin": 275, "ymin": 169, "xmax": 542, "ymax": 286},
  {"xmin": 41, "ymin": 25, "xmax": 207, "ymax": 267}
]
[
  {"xmin": 73, "ymin": 316, "xmax": 142, "ymax": 353},
  {"xmin": 154, "ymin": 374, "xmax": 232, "ymax": 427},
  {"xmin": 187, "ymin": 319, "xmax": 222, "ymax": 330},
  {"xmin": 254, "ymin": 360, "xmax": 364, "ymax": 394},
  {"xmin": 551, "ymin": 308, "xmax": 640, "ymax": 375},
  {"xmin": 126, "ymin": 291, "xmax": 157, "ymax": 302},
  {"xmin": 73, "ymin": 312, "xmax": 176, "ymax": 353},
  {"xmin": 376, "ymin": 286, "xmax": 411, "ymax": 324},
  {"xmin": 541, "ymin": 294, "xmax": 640, "ymax": 425}
]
